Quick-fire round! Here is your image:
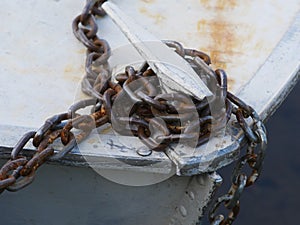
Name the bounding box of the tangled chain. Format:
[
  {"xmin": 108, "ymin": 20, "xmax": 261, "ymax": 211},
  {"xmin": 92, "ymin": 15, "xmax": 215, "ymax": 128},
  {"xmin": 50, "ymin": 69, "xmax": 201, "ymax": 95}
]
[{"xmin": 0, "ymin": 1, "xmax": 267, "ymax": 224}]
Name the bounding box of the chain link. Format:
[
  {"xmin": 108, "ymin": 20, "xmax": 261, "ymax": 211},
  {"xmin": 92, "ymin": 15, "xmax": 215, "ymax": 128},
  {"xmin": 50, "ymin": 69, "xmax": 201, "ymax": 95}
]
[
  {"xmin": 208, "ymin": 96, "xmax": 267, "ymax": 225},
  {"xmin": 0, "ymin": 1, "xmax": 267, "ymax": 224}
]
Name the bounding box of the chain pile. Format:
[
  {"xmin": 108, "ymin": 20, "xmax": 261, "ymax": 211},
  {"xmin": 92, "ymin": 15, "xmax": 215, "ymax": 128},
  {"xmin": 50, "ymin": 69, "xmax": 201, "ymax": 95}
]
[{"xmin": 0, "ymin": 1, "xmax": 267, "ymax": 224}]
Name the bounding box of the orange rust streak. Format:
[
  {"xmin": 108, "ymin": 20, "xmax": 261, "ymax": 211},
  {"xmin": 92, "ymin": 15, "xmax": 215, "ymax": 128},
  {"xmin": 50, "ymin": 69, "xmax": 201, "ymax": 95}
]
[
  {"xmin": 197, "ymin": 0, "xmax": 240, "ymax": 89},
  {"xmin": 199, "ymin": 0, "xmax": 237, "ymax": 10},
  {"xmin": 197, "ymin": 19, "xmax": 239, "ymax": 70}
]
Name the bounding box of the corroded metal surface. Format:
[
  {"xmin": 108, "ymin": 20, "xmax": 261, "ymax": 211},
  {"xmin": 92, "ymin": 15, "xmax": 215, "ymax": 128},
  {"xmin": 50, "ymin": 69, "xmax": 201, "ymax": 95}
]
[{"xmin": 0, "ymin": 0, "xmax": 299, "ymax": 174}]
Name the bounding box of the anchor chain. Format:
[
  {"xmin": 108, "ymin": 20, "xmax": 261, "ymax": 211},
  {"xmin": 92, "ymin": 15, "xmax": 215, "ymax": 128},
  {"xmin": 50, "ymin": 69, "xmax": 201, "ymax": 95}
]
[
  {"xmin": 207, "ymin": 97, "xmax": 268, "ymax": 225},
  {"xmin": 0, "ymin": 1, "xmax": 268, "ymax": 224}
]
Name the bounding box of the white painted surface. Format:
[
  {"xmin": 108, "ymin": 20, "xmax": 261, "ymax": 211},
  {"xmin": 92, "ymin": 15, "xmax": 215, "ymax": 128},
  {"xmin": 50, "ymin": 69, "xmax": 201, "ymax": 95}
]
[
  {"xmin": 0, "ymin": 0, "xmax": 299, "ymax": 173},
  {"xmin": 0, "ymin": 0, "xmax": 299, "ymax": 128}
]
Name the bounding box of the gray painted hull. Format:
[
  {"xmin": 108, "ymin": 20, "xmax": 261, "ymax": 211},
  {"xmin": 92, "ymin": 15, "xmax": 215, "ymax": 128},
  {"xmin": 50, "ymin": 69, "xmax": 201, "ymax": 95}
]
[{"xmin": 0, "ymin": 160, "xmax": 220, "ymax": 225}]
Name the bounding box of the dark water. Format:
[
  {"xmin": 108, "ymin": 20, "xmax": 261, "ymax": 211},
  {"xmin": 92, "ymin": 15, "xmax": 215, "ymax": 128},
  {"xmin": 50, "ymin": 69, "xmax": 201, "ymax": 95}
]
[{"xmin": 203, "ymin": 81, "xmax": 300, "ymax": 224}]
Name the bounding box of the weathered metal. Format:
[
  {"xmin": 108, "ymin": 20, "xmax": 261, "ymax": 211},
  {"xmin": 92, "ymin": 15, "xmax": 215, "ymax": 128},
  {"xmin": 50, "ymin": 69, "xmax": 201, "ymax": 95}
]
[
  {"xmin": 0, "ymin": 0, "xmax": 299, "ymax": 224},
  {"xmin": 102, "ymin": 1, "xmax": 213, "ymax": 100}
]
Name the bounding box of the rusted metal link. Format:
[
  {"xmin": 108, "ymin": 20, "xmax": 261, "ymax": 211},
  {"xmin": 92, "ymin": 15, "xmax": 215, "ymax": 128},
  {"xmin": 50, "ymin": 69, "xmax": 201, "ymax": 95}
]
[
  {"xmin": 133, "ymin": 117, "xmax": 171, "ymax": 151},
  {"xmin": 81, "ymin": 75, "xmax": 103, "ymax": 99},
  {"xmin": 215, "ymin": 69, "xmax": 228, "ymax": 99},
  {"xmin": 137, "ymin": 126, "xmax": 168, "ymax": 151},
  {"xmin": 68, "ymin": 98, "xmax": 98, "ymax": 115},
  {"xmin": 142, "ymin": 68, "xmax": 155, "ymax": 77},
  {"xmin": 209, "ymin": 194, "xmax": 240, "ymax": 225},
  {"xmin": 102, "ymin": 88, "xmax": 117, "ymax": 120},
  {"xmin": 72, "ymin": 115, "xmax": 96, "ymax": 131},
  {"xmin": 126, "ymin": 65, "xmax": 137, "ymax": 77},
  {"xmin": 137, "ymin": 91, "xmax": 167, "ymax": 111},
  {"xmin": 61, "ymin": 120, "xmax": 76, "ymax": 145},
  {"xmin": 0, "ymin": 158, "xmax": 30, "ymax": 193},
  {"xmin": 124, "ymin": 75, "xmax": 159, "ymax": 106},
  {"xmin": 76, "ymin": 14, "xmax": 98, "ymax": 39},
  {"xmin": 225, "ymin": 174, "xmax": 246, "ymax": 209},
  {"xmin": 252, "ymin": 125, "xmax": 267, "ymax": 169},
  {"xmin": 151, "ymin": 111, "xmax": 192, "ymax": 122},
  {"xmin": 227, "ymin": 92, "xmax": 253, "ymax": 117},
  {"xmin": 185, "ymin": 115, "xmax": 212, "ymax": 133},
  {"xmin": 50, "ymin": 138, "xmax": 78, "ymax": 161},
  {"xmin": 235, "ymin": 109, "xmax": 258, "ymax": 143},
  {"xmin": 115, "ymin": 73, "xmax": 129, "ymax": 83},
  {"xmin": 138, "ymin": 61, "xmax": 150, "ymax": 73},
  {"xmin": 211, "ymin": 215, "xmax": 225, "ymax": 225},
  {"xmin": 0, "ymin": 177, "xmax": 16, "ymax": 190},
  {"xmin": 95, "ymin": 115, "xmax": 109, "ymax": 127},
  {"xmin": 147, "ymin": 117, "xmax": 170, "ymax": 137},
  {"xmin": 195, "ymin": 97, "xmax": 209, "ymax": 111},
  {"xmin": 209, "ymin": 195, "xmax": 232, "ymax": 223},
  {"xmin": 231, "ymin": 151, "xmax": 263, "ymax": 187},
  {"xmin": 60, "ymin": 113, "xmax": 97, "ymax": 146},
  {"xmin": 33, "ymin": 113, "xmax": 70, "ymax": 147},
  {"xmin": 38, "ymin": 129, "xmax": 64, "ymax": 151},
  {"xmin": 73, "ymin": 28, "xmax": 101, "ymax": 52},
  {"xmin": 138, "ymin": 76, "xmax": 158, "ymax": 96},
  {"xmin": 121, "ymin": 117, "xmax": 149, "ymax": 129},
  {"xmin": 80, "ymin": 0, "xmax": 100, "ymax": 23},
  {"xmin": 90, "ymin": 101, "xmax": 103, "ymax": 114},
  {"xmin": 11, "ymin": 131, "xmax": 36, "ymax": 160},
  {"xmin": 85, "ymin": 52, "xmax": 102, "ymax": 80},
  {"xmin": 197, "ymin": 133, "xmax": 210, "ymax": 146},
  {"xmin": 73, "ymin": 14, "xmax": 96, "ymax": 40},
  {"xmin": 94, "ymin": 39, "xmax": 111, "ymax": 66},
  {"xmin": 20, "ymin": 147, "xmax": 54, "ymax": 176},
  {"xmin": 111, "ymin": 116, "xmax": 139, "ymax": 136},
  {"xmin": 90, "ymin": 0, "xmax": 107, "ymax": 17},
  {"xmin": 6, "ymin": 169, "xmax": 35, "ymax": 192},
  {"xmin": 225, "ymin": 99, "xmax": 233, "ymax": 122},
  {"xmin": 109, "ymin": 80, "xmax": 122, "ymax": 93},
  {"xmin": 93, "ymin": 71, "xmax": 110, "ymax": 94},
  {"xmin": 154, "ymin": 92, "xmax": 198, "ymax": 114},
  {"xmin": 184, "ymin": 48, "xmax": 211, "ymax": 65},
  {"xmin": 163, "ymin": 40, "xmax": 185, "ymax": 57},
  {"xmin": 0, "ymin": 158, "xmax": 28, "ymax": 180}
]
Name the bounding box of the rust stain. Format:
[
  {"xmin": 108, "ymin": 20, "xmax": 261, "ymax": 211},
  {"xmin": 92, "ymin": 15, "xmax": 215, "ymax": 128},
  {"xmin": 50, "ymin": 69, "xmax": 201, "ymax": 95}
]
[
  {"xmin": 139, "ymin": 7, "xmax": 165, "ymax": 24},
  {"xmin": 100, "ymin": 126, "xmax": 112, "ymax": 135},
  {"xmin": 87, "ymin": 138, "xmax": 97, "ymax": 144},
  {"xmin": 196, "ymin": 1, "xmax": 240, "ymax": 73},
  {"xmin": 196, "ymin": 0, "xmax": 241, "ymax": 90},
  {"xmin": 64, "ymin": 65, "xmax": 73, "ymax": 73},
  {"xmin": 227, "ymin": 77, "xmax": 235, "ymax": 88},
  {"xmin": 141, "ymin": 0, "xmax": 155, "ymax": 3},
  {"xmin": 76, "ymin": 48, "xmax": 86, "ymax": 54},
  {"xmin": 199, "ymin": 0, "xmax": 209, "ymax": 5},
  {"xmin": 199, "ymin": 0, "xmax": 237, "ymax": 10},
  {"xmin": 197, "ymin": 19, "xmax": 239, "ymax": 70},
  {"xmin": 63, "ymin": 64, "xmax": 83, "ymax": 83}
]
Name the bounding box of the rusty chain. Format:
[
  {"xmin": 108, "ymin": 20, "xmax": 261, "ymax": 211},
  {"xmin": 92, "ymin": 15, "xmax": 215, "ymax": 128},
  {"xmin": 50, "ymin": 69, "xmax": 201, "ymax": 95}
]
[
  {"xmin": 0, "ymin": 1, "xmax": 267, "ymax": 224},
  {"xmin": 207, "ymin": 95, "xmax": 268, "ymax": 225}
]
